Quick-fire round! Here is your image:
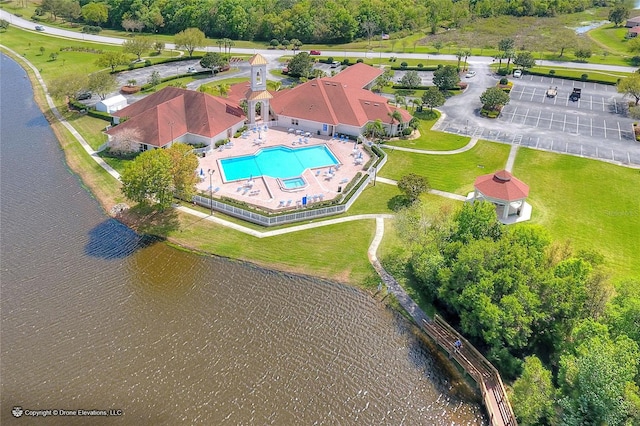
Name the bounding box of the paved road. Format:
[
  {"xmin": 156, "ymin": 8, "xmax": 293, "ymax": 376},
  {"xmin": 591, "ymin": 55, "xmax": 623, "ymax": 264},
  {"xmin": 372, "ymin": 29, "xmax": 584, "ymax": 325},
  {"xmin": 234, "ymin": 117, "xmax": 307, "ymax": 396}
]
[{"xmin": 3, "ymin": 9, "xmax": 638, "ymax": 73}]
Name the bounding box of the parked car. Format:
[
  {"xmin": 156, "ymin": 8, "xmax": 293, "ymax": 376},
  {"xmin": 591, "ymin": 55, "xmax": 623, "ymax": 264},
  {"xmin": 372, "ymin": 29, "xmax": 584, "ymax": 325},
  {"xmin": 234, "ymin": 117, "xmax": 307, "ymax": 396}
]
[
  {"xmin": 330, "ymin": 61, "xmax": 340, "ymax": 68},
  {"xmin": 569, "ymin": 88, "xmax": 582, "ymax": 102},
  {"xmin": 35, "ymin": 25, "xmax": 45, "ymax": 31},
  {"xmin": 513, "ymin": 69, "xmax": 522, "ymax": 78},
  {"xmin": 465, "ymin": 70, "xmax": 476, "ymax": 78},
  {"xmin": 309, "ymin": 50, "xmax": 321, "ymax": 55},
  {"xmin": 76, "ymin": 91, "xmax": 92, "ymax": 100}
]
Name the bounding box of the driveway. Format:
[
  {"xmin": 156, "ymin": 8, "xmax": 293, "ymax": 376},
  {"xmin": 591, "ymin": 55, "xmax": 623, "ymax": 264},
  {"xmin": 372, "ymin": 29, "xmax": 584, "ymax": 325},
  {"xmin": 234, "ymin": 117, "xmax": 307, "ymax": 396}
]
[{"xmin": 436, "ymin": 63, "xmax": 640, "ymax": 167}]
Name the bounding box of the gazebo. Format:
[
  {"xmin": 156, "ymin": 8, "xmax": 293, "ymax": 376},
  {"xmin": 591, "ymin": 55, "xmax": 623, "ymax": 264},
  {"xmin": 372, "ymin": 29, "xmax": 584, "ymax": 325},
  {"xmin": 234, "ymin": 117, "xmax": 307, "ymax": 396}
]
[{"xmin": 466, "ymin": 170, "xmax": 532, "ymax": 224}]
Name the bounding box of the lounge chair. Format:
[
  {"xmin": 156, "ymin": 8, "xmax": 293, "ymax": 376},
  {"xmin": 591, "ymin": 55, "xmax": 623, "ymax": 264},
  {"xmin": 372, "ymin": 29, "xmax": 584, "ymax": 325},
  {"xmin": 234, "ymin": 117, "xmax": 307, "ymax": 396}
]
[
  {"xmin": 214, "ymin": 187, "xmax": 220, "ymax": 193},
  {"xmin": 278, "ymin": 200, "xmax": 285, "ymax": 207},
  {"xmin": 286, "ymin": 200, "xmax": 292, "ymax": 206},
  {"xmin": 339, "ymin": 178, "xmax": 349, "ymax": 184}
]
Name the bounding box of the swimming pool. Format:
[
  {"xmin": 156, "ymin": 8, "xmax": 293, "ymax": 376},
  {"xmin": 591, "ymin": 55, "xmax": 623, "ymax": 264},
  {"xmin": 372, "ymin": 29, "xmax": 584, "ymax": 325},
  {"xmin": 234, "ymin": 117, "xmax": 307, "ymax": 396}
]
[
  {"xmin": 219, "ymin": 145, "xmax": 339, "ymax": 181},
  {"xmin": 281, "ymin": 177, "xmax": 306, "ymax": 189}
]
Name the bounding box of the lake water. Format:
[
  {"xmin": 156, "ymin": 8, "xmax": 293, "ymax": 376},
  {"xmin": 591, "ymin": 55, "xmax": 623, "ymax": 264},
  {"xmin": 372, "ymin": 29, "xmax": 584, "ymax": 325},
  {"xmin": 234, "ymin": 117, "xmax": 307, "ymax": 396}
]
[{"xmin": 0, "ymin": 54, "xmax": 486, "ymax": 425}]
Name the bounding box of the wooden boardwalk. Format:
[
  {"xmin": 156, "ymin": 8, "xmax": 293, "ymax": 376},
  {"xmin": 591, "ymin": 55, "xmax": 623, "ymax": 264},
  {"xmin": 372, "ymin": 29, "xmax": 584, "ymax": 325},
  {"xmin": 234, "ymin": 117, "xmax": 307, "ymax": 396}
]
[{"xmin": 368, "ymin": 221, "xmax": 517, "ymax": 426}]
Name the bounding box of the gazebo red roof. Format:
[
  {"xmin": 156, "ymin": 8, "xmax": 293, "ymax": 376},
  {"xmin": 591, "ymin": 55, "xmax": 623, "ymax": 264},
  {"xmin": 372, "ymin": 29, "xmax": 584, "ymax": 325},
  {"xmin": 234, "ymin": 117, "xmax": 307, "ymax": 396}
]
[{"xmin": 474, "ymin": 170, "xmax": 529, "ymax": 201}]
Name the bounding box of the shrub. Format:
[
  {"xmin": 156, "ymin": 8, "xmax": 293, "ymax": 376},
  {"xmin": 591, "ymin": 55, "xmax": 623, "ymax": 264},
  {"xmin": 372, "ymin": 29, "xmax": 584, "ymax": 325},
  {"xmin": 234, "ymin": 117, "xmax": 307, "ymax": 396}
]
[
  {"xmin": 549, "ymin": 69, "xmax": 556, "ymax": 76},
  {"xmin": 356, "ymin": 58, "xmax": 363, "ymax": 63},
  {"xmin": 497, "ymin": 68, "xmax": 509, "ymax": 76},
  {"xmin": 499, "ymin": 77, "xmax": 509, "ymax": 85},
  {"xmin": 417, "ymin": 63, "xmax": 423, "ymax": 68},
  {"xmin": 144, "ymin": 59, "xmax": 152, "ymax": 67},
  {"xmin": 400, "ymin": 61, "xmax": 408, "ymax": 68},
  {"xmin": 128, "ymin": 63, "xmax": 135, "ymax": 70},
  {"xmin": 581, "ymin": 73, "xmax": 588, "ymax": 81},
  {"xmin": 327, "ymin": 56, "xmax": 334, "ymax": 63},
  {"xmin": 342, "ymin": 58, "xmax": 350, "ymax": 65},
  {"xmin": 402, "ymin": 128, "xmax": 413, "ymax": 136},
  {"xmin": 82, "ymin": 25, "xmax": 102, "ymax": 34}
]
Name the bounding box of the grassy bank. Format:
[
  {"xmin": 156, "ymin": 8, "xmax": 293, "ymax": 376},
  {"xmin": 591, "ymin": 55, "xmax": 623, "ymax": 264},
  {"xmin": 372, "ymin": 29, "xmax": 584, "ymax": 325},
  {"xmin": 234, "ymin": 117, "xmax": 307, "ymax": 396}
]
[{"xmin": 513, "ymin": 148, "xmax": 640, "ymax": 279}]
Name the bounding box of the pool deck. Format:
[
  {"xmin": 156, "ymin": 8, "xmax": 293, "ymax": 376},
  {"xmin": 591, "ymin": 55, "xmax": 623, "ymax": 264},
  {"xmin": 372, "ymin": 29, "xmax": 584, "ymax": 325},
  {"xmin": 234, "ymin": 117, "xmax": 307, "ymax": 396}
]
[{"xmin": 196, "ymin": 127, "xmax": 371, "ymax": 212}]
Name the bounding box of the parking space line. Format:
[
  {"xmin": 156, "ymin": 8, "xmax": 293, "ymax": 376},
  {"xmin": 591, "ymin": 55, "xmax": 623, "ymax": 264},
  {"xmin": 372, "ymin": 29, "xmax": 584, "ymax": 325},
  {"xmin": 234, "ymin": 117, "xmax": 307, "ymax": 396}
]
[
  {"xmin": 563, "ymin": 114, "xmax": 567, "ymax": 132},
  {"xmin": 591, "ymin": 117, "xmax": 593, "ymax": 136},
  {"xmin": 614, "ymin": 99, "xmax": 617, "ymax": 114},
  {"xmin": 596, "ymin": 146, "xmax": 599, "ymax": 158},
  {"xmin": 612, "ymin": 150, "xmax": 615, "ymax": 161},
  {"xmin": 576, "ymin": 116, "xmax": 579, "ymax": 134},
  {"xmin": 511, "ymin": 107, "xmax": 518, "ymax": 123},
  {"xmin": 604, "ymin": 120, "xmax": 606, "ymax": 139},
  {"xmin": 530, "ymin": 88, "xmax": 536, "ymax": 101},
  {"xmin": 566, "ymin": 142, "xmax": 568, "ymax": 152},
  {"xmin": 618, "ymin": 122, "xmax": 622, "ymax": 140},
  {"xmin": 518, "ymin": 89, "xmax": 525, "ymax": 100},
  {"xmin": 549, "ymin": 113, "xmax": 554, "ymax": 129},
  {"xmin": 523, "ymin": 108, "xmax": 530, "ymax": 123},
  {"xmin": 590, "ymin": 96, "xmax": 593, "ymax": 110},
  {"xmin": 536, "ymin": 111, "xmax": 541, "ymax": 126}
]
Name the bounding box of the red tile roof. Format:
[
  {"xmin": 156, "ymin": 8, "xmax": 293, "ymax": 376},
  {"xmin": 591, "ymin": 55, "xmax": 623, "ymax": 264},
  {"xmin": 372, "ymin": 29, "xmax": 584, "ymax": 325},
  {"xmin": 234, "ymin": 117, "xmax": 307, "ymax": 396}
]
[
  {"xmin": 270, "ymin": 77, "xmax": 411, "ymax": 127},
  {"xmin": 108, "ymin": 87, "xmax": 245, "ymax": 147},
  {"xmin": 474, "ymin": 170, "xmax": 529, "ymax": 201},
  {"xmin": 331, "ymin": 62, "xmax": 384, "ymax": 88}
]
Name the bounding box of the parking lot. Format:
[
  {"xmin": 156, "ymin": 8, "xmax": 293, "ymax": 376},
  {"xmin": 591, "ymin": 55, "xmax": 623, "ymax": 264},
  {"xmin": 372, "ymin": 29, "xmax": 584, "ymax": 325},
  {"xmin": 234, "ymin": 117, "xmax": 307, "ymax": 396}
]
[{"xmin": 437, "ymin": 68, "xmax": 640, "ymax": 167}]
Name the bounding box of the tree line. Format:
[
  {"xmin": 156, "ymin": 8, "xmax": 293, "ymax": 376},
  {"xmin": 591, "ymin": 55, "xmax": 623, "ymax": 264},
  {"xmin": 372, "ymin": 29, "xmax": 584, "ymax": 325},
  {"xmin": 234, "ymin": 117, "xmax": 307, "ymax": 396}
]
[
  {"xmin": 394, "ymin": 201, "xmax": 640, "ymax": 426},
  {"xmin": 36, "ymin": 0, "xmax": 619, "ymax": 44}
]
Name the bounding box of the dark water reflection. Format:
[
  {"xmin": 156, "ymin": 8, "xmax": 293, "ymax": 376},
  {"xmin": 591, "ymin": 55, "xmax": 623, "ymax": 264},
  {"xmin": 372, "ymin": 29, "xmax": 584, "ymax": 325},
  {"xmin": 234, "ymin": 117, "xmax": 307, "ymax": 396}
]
[{"xmin": 0, "ymin": 54, "xmax": 486, "ymax": 425}]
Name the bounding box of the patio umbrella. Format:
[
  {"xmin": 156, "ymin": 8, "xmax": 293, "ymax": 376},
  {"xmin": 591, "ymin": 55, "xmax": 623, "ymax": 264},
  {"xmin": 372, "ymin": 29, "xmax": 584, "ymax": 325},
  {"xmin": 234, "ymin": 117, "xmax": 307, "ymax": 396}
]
[{"xmin": 200, "ymin": 168, "xmax": 204, "ymax": 176}]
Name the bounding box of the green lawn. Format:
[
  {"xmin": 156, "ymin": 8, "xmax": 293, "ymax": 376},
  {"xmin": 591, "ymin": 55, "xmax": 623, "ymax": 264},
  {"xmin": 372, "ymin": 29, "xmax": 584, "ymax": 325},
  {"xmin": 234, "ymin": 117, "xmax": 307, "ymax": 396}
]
[
  {"xmin": 168, "ymin": 214, "xmax": 378, "ymax": 285},
  {"xmin": 380, "ymin": 140, "xmax": 511, "ymax": 194},
  {"xmin": 385, "ymin": 111, "xmax": 471, "ymax": 151},
  {"xmin": 62, "ymin": 111, "xmax": 110, "ymax": 150},
  {"xmin": 526, "ymin": 66, "xmax": 630, "ymax": 83},
  {"xmin": 513, "ymin": 148, "xmax": 640, "ymax": 280},
  {"xmin": 588, "ymin": 23, "xmax": 632, "ymax": 57}
]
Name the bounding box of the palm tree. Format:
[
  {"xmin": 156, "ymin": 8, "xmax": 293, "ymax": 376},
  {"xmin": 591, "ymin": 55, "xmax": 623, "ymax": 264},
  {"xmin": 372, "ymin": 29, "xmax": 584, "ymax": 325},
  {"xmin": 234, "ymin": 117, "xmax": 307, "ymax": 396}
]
[
  {"xmin": 394, "ymin": 94, "xmax": 405, "ymax": 107},
  {"xmin": 216, "ymin": 39, "xmax": 224, "ymax": 52},
  {"xmin": 387, "ymin": 110, "xmax": 403, "ymax": 136},
  {"xmin": 456, "ymin": 50, "xmax": 464, "ymax": 71},
  {"xmin": 412, "ymin": 98, "xmax": 422, "ymax": 112},
  {"xmin": 217, "ymin": 83, "xmax": 230, "ymax": 97},
  {"xmin": 505, "ymin": 49, "xmax": 515, "ymax": 71},
  {"xmin": 364, "ymin": 119, "xmax": 385, "ymax": 141},
  {"xmin": 463, "ymin": 49, "xmax": 472, "ymax": 71}
]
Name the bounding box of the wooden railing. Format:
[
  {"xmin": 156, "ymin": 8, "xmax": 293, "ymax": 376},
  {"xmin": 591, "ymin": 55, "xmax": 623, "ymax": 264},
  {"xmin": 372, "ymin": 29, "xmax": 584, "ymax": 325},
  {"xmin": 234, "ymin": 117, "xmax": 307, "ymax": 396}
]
[{"xmin": 421, "ymin": 316, "xmax": 517, "ymax": 426}]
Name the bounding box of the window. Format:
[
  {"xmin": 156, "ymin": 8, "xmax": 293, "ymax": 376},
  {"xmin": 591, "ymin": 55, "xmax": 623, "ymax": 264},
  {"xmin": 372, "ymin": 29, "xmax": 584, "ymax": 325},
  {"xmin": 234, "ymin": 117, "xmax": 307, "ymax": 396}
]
[{"xmin": 291, "ymin": 119, "xmax": 299, "ymax": 126}]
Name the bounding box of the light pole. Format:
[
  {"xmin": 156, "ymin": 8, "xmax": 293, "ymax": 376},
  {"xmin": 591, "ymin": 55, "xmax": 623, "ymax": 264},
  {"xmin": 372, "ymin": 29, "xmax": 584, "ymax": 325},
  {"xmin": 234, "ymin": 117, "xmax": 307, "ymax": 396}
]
[{"xmin": 208, "ymin": 169, "xmax": 215, "ymax": 215}]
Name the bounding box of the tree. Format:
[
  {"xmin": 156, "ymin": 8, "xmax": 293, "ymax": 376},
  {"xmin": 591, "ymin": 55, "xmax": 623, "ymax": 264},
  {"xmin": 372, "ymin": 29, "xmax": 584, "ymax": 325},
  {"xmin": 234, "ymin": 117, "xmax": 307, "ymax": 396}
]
[
  {"xmin": 510, "ymin": 356, "xmax": 556, "ymax": 426},
  {"xmin": 287, "ymin": 52, "xmax": 313, "ymax": 78},
  {"xmin": 41, "ymin": 0, "xmax": 65, "ymax": 21},
  {"xmin": 433, "ymin": 40, "xmax": 443, "ymax": 53},
  {"xmin": 397, "ymin": 173, "xmax": 430, "ymax": 202},
  {"xmin": 400, "ymin": 70, "xmax": 421, "ymax": 88},
  {"xmin": 618, "ymin": 73, "xmax": 640, "ymax": 105},
  {"xmin": 96, "ymin": 51, "xmax": 129, "ymax": 72},
  {"xmin": 421, "ymin": 87, "xmax": 445, "ymax": 111},
  {"xmin": 514, "ymin": 51, "xmax": 536, "ymax": 71},
  {"xmin": 0, "ymin": 19, "xmax": 10, "ymax": 31},
  {"xmin": 480, "ymin": 86, "xmax": 510, "ymax": 110},
  {"xmin": 455, "ymin": 50, "xmax": 464, "ymax": 71},
  {"xmin": 558, "ymin": 323, "xmax": 640, "ymax": 426},
  {"xmin": 361, "ymin": 21, "xmax": 378, "ymax": 47},
  {"xmin": 432, "ymin": 65, "xmax": 460, "ymax": 91},
  {"xmin": 498, "ymin": 37, "xmax": 515, "ymax": 56},
  {"xmin": 174, "ymin": 28, "xmax": 206, "ymax": 58},
  {"xmin": 48, "ymin": 73, "xmax": 89, "ymax": 101},
  {"xmin": 109, "ymin": 127, "xmax": 141, "ymax": 155},
  {"xmin": 153, "ymin": 41, "xmax": 165, "ymax": 54},
  {"xmin": 290, "ymin": 39, "xmax": 302, "ymax": 52},
  {"xmin": 148, "ymin": 70, "xmax": 161, "ymax": 88},
  {"xmin": 363, "ymin": 119, "xmax": 385, "ymax": 141},
  {"xmin": 88, "ymin": 71, "xmax": 117, "ymax": 100},
  {"xmin": 121, "ymin": 148, "xmax": 174, "ymax": 209},
  {"xmin": 200, "ymin": 52, "xmax": 228, "ymax": 74},
  {"xmin": 574, "ymin": 48, "xmax": 592, "ymax": 62},
  {"xmin": 81, "ymin": 2, "xmax": 107, "ymax": 25},
  {"xmin": 122, "ymin": 36, "xmax": 152, "ymax": 61},
  {"xmin": 166, "ymin": 143, "xmax": 199, "ymax": 201},
  {"xmin": 609, "ymin": 4, "xmax": 630, "ymax": 27}
]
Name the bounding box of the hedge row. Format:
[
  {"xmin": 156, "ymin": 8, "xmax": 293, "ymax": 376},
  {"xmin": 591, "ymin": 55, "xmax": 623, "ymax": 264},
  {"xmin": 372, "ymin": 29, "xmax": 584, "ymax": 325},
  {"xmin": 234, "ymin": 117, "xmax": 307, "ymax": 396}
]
[
  {"xmin": 522, "ymin": 70, "xmax": 618, "ymax": 86},
  {"xmin": 68, "ymin": 99, "xmax": 113, "ymax": 122},
  {"xmin": 390, "ymin": 65, "xmax": 440, "ymax": 71},
  {"xmin": 391, "ymin": 84, "xmax": 462, "ymax": 91}
]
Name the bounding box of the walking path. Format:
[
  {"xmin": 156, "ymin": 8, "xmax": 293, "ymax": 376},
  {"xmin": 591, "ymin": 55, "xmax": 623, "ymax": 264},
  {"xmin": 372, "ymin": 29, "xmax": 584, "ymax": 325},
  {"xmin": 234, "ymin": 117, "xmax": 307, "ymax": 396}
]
[
  {"xmin": 368, "ymin": 217, "xmax": 516, "ymax": 426},
  {"xmin": 376, "ymin": 177, "xmax": 467, "ymax": 201},
  {"xmin": 504, "ymin": 145, "xmax": 519, "ymax": 172},
  {"xmin": 383, "ymin": 137, "xmax": 479, "ymax": 155}
]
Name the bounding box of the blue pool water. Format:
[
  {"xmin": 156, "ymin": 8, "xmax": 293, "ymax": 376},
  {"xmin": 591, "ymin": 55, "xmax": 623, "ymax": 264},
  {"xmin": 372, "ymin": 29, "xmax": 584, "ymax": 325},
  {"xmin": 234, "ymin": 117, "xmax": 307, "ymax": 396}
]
[
  {"xmin": 220, "ymin": 145, "xmax": 339, "ymax": 181},
  {"xmin": 282, "ymin": 177, "xmax": 306, "ymax": 189}
]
